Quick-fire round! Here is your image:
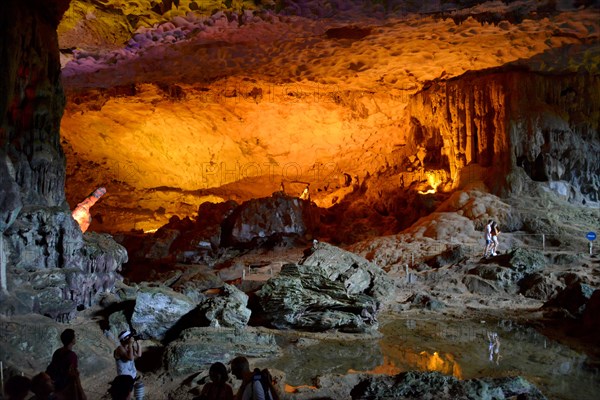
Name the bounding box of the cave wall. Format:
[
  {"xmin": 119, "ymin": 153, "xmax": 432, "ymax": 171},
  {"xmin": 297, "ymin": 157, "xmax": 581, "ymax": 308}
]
[
  {"xmin": 408, "ymin": 70, "xmax": 600, "ymax": 202},
  {"xmin": 1, "ymin": 0, "xmax": 128, "ymax": 320},
  {"xmin": 1, "ymin": 0, "xmax": 71, "ymax": 207}
]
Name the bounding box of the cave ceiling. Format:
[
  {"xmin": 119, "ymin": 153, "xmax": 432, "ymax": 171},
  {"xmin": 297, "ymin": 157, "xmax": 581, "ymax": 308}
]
[{"xmin": 57, "ymin": 0, "xmax": 600, "ymax": 233}]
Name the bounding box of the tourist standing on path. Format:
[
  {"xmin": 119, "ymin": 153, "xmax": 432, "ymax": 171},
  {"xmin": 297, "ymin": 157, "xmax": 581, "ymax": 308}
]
[
  {"xmin": 483, "ymin": 220, "xmax": 494, "ymax": 258},
  {"xmin": 491, "ymin": 221, "xmax": 500, "ymax": 256},
  {"xmin": 114, "ymin": 331, "xmax": 144, "ymax": 400}
]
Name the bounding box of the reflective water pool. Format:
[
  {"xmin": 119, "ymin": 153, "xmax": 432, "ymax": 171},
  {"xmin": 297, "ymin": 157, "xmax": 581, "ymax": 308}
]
[{"xmin": 260, "ymin": 318, "xmax": 600, "ymax": 400}]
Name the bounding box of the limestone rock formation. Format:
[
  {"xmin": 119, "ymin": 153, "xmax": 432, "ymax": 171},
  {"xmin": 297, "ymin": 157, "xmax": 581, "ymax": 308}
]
[
  {"xmin": 163, "ymin": 327, "xmax": 280, "ymax": 375},
  {"xmin": 131, "ymin": 285, "xmax": 197, "ymax": 340},
  {"xmin": 0, "ymin": 314, "xmax": 115, "ymax": 385},
  {"xmin": 223, "ymin": 193, "xmax": 314, "ymax": 247},
  {"xmin": 170, "ymin": 200, "xmax": 238, "ymax": 260},
  {"xmin": 257, "ymin": 242, "xmax": 394, "ymax": 332},
  {"xmin": 408, "ymin": 72, "xmax": 600, "ymax": 203},
  {"xmin": 196, "ymin": 283, "xmax": 251, "ymax": 329},
  {"xmin": 349, "ymin": 371, "xmax": 547, "ymax": 400},
  {"xmin": 1, "ymin": 0, "xmax": 128, "ymax": 321},
  {"xmin": 1, "ymin": 208, "xmax": 127, "ymax": 320},
  {"xmin": 1, "ymin": 0, "xmax": 70, "ymax": 208},
  {"xmin": 543, "ymin": 282, "xmax": 595, "ymax": 317},
  {"xmin": 518, "ymin": 272, "xmax": 565, "ymax": 301}
]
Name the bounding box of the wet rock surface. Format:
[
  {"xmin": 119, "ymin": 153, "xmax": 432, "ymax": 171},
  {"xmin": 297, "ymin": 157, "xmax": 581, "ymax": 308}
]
[{"xmin": 349, "ymin": 371, "xmax": 547, "ymax": 400}]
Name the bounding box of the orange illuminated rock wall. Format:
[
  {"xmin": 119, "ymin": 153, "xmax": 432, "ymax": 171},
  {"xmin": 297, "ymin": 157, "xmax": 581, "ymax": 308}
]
[
  {"xmin": 408, "ymin": 71, "xmax": 600, "ymax": 199},
  {"xmin": 57, "ymin": 2, "xmax": 600, "ymax": 232}
]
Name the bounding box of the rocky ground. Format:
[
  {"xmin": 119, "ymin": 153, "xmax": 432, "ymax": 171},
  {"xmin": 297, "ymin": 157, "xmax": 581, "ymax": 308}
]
[{"xmin": 2, "ymin": 186, "xmax": 598, "ymax": 399}]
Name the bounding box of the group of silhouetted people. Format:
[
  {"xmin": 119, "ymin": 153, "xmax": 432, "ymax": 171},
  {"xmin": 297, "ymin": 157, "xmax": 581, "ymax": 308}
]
[
  {"xmin": 3, "ymin": 329, "xmax": 280, "ymax": 400},
  {"xmin": 2, "ymin": 328, "xmax": 84, "ymax": 400},
  {"xmin": 2, "ymin": 328, "xmax": 142, "ymax": 400},
  {"xmin": 194, "ymin": 356, "xmax": 279, "ymax": 400}
]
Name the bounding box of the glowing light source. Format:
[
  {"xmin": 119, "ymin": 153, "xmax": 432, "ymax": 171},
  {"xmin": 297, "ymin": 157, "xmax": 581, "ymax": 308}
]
[
  {"xmin": 418, "ymin": 171, "xmax": 444, "ymax": 194},
  {"xmin": 71, "ymin": 187, "xmax": 106, "ymax": 233}
]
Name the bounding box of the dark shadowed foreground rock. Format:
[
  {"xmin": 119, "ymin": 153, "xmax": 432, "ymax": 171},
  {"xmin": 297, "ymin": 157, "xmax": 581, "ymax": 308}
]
[
  {"xmin": 466, "ymin": 248, "xmax": 548, "ymax": 296},
  {"xmin": 518, "ymin": 272, "xmax": 564, "ymax": 300},
  {"xmin": 582, "ymin": 289, "xmax": 600, "ymax": 334},
  {"xmin": 543, "ymin": 282, "xmax": 595, "ymax": 317},
  {"xmin": 257, "ymin": 242, "xmax": 394, "ymax": 332},
  {"xmin": 0, "ymin": 314, "xmax": 114, "ymax": 384},
  {"xmin": 349, "ymin": 371, "xmax": 547, "ymax": 400},
  {"xmin": 163, "ymin": 327, "xmax": 280, "ymax": 375}
]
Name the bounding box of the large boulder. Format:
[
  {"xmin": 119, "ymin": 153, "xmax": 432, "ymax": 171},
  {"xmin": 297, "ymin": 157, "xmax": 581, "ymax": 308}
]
[
  {"xmin": 543, "ymin": 283, "xmax": 595, "ymax": 317},
  {"xmin": 0, "ymin": 314, "xmax": 115, "ymax": 382},
  {"xmin": 467, "ymin": 248, "xmax": 547, "ymax": 295},
  {"xmin": 257, "ymin": 242, "xmax": 394, "ymax": 332},
  {"xmin": 196, "ymin": 283, "xmax": 251, "ymax": 329},
  {"xmin": 131, "ymin": 286, "xmax": 197, "ymax": 340},
  {"xmin": 163, "ymin": 327, "xmax": 280, "ymax": 375},
  {"xmin": 223, "ymin": 193, "xmax": 313, "ymax": 247},
  {"xmin": 518, "ymin": 272, "xmax": 565, "ymax": 301}
]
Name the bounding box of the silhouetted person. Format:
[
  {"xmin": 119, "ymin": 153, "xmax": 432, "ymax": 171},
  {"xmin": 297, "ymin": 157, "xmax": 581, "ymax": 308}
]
[
  {"xmin": 29, "ymin": 372, "xmax": 57, "ymax": 400},
  {"xmin": 230, "ymin": 357, "xmax": 279, "ymax": 400},
  {"xmin": 195, "ymin": 362, "xmax": 233, "ymax": 400},
  {"xmin": 46, "ymin": 329, "xmax": 86, "ymax": 400},
  {"xmin": 4, "ymin": 375, "xmax": 30, "ymax": 400},
  {"xmin": 114, "ymin": 331, "xmax": 143, "ymax": 400},
  {"xmin": 107, "ymin": 375, "xmax": 134, "ymax": 400}
]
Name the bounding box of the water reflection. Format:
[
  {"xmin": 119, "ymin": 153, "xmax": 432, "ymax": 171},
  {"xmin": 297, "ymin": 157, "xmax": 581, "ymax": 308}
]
[
  {"xmin": 487, "ymin": 331, "xmax": 501, "ymax": 365},
  {"xmin": 260, "ymin": 318, "xmax": 600, "ymax": 400}
]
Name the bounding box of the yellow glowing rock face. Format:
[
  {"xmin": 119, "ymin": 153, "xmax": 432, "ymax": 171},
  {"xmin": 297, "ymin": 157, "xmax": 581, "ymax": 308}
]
[{"xmin": 58, "ymin": 2, "xmax": 600, "ymax": 231}]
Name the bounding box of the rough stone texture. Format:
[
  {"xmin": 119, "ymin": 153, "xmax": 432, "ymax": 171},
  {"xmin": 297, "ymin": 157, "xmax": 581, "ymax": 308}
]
[
  {"xmin": 462, "ymin": 275, "xmax": 500, "ymax": 296},
  {"xmin": 163, "ymin": 327, "xmax": 280, "ymax": 375},
  {"xmin": 0, "ymin": 151, "xmax": 22, "ymax": 232},
  {"xmin": 543, "ymin": 282, "xmax": 595, "ymax": 317},
  {"xmin": 1, "ymin": 0, "xmax": 71, "ymax": 208},
  {"xmin": 257, "ymin": 242, "xmax": 394, "ymax": 332},
  {"xmin": 131, "ymin": 286, "xmax": 197, "ymax": 340},
  {"xmin": 582, "ymin": 289, "xmax": 600, "ymax": 334},
  {"xmin": 518, "ymin": 272, "xmax": 565, "ymax": 301},
  {"xmin": 0, "ymin": 0, "xmax": 128, "ymax": 320},
  {"xmin": 405, "ymin": 292, "xmax": 445, "ymax": 311},
  {"xmin": 0, "ymin": 313, "xmax": 115, "ymax": 384},
  {"xmin": 170, "ymin": 200, "xmax": 238, "ymax": 258},
  {"xmin": 350, "ymin": 371, "xmax": 547, "ymax": 400},
  {"xmin": 223, "ymin": 193, "xmax": 314, "ymax": 247},
  {"xmin": 197, "ymin": 283, "xmax": 251, "ymax": 329},
  {"xmin": 2, "ymin": 208, "xmax": 127, "ymax": 320},
  {"xmin": 409, "ymin": 71, "xmax": 600, "ymax": 202},
  {"xmin": 426, "ymin": 244, "xmax": 467, "ymax": 268}
]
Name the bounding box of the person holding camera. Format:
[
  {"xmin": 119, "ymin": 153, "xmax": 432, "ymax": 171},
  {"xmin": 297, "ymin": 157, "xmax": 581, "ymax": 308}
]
[{"xmin": 114, "ymin": 331, "xmax": 144, "ymax": 400}]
